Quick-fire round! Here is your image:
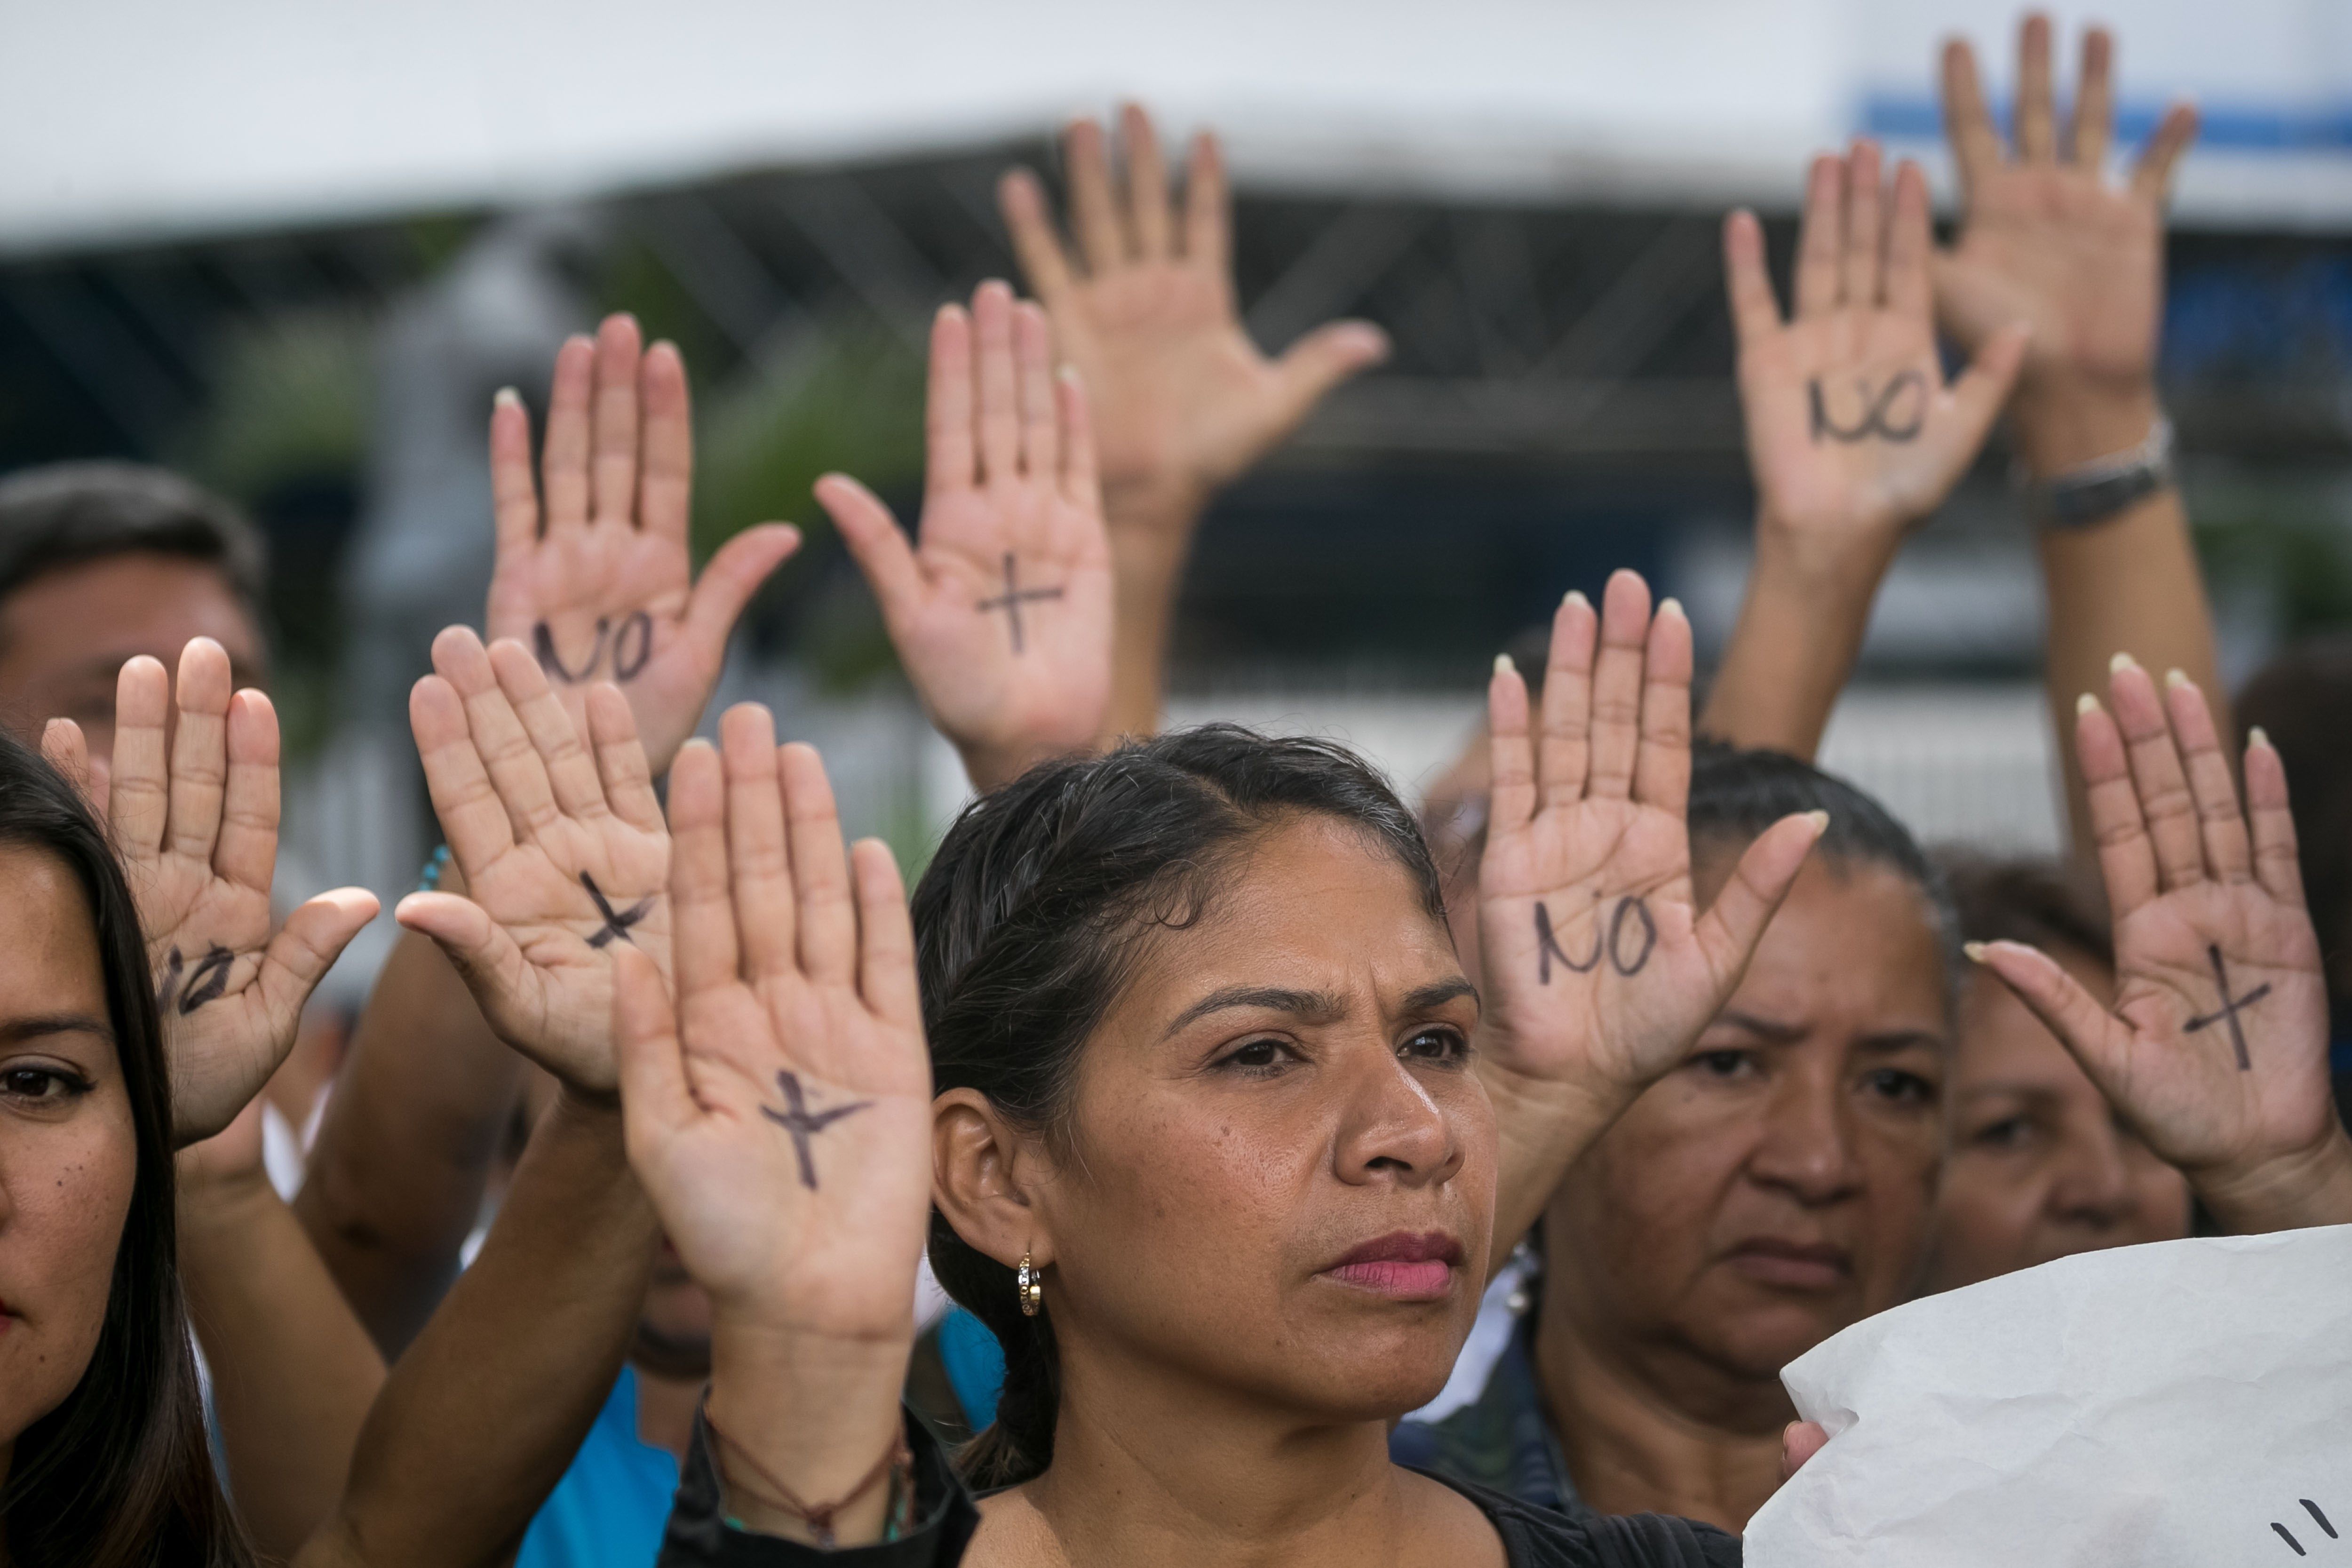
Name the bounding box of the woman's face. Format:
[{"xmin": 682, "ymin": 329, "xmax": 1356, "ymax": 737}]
[
  {"xmin": 1035, "ymin": 814, "xmax": 1494, "ymax": 1421},
  {"xmin": 0, "ymin": 844, "xmax": 137, "ymax": 1457},
  {"xmin": 1926, "ymin": 949, "xmax": 2191, "ymax": 1291},
  {"xmin": 1545, "ymin": 854, "xmax": 1948, "ymax": 1388}
]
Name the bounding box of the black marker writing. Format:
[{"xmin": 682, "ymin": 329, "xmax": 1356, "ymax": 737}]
[
  {"xmin": 2274, "ymin": 1522, "xmax": 2306, "ymax": 1556},
  {"xmin": 534, "ymin": 620, "xmax": 608, "ymax": 684},
  {"xmin": 975, "ymin": 553, "xmax": 1064, "ymax": 654},
  {"xmin": 1809, "ymin": 372, "xmax": 1926, "ymax": 443},
  {"xmin": 1534, "ymin": 896, "xmax": 1656, "ymax": 982},
  {"xmin": 612, "ymin": 611, "xmax": 653, "ymax": 680},
  {"xmin": 760, "ymin": 1070, "xmax": 872, "ymax": 1190},
  {"xmin": 1534, "ymin": 900, "xmax": 1603, "ymax": 982},
  {"xmin": 580, "ymin": 871, "xmax": 654, "ymax": 950},
  {"xmin": 1608, "ymin": 896, "xmax": 1658, "ymax": 976},
  {"xmin": 157, "ymin": 945, "xmax": 236, "ymax": 1015},
  {"xmin": 2184, "ymin": 943, "xmax": 2269, "ymax": 1071},
  {"xmin": 2303, "ymin": 1500, "xmax": 2336, "ymax": 1539}
]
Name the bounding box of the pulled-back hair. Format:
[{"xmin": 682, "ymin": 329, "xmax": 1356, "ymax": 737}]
[
  {"xmin": 913, "ymin": 725, "xmax": 1446, "ymax": 1488},
  {"xmin": 0, "ymin": 729, "xmax": 252, "ymax": 1566},
  {"xmin": 0, "ymin": 462, "xmax": 266, "ymax": 617},
  {"xmin": 1686, "ymin": 740, "xmax": 1963, "ymax": 995}
]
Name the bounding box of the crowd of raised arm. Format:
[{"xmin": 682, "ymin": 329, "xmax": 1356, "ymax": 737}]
[{"xmin": 1, "ymin": 14, "xmax": 2347, "ymax": 1568}]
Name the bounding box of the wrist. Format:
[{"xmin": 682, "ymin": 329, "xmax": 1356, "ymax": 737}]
[
  {"xmin": 1748, "ymin": 513, "xmax": 1903, "ymax": 602},
  {"xmin": 2193, "ymin": 1127, "xmax": 2352, "ymax": 1235},
  {"xmin": 1103, "ymin": 475, "xmax": 1211, "ymax": 543},
  {"xmin": 707, "ymin": 1314, "xmax": 914, "ymax": 1543},
  {"xmin": 2007, "ymin": 377, "xmax": 2165, "ymax": 478}
]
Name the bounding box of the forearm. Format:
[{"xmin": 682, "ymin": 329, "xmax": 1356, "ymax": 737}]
[
  {"xmin": 1101, "ymin": 493, "xmax": 1204, "ymax": 746},
  {"xmin": 295, "ymin": 915, "xmax": 524, "ymax": 1355},
  {"xmin": 302, "ymin": 1090, "xmax": 658, "ymax": 1568},
  {"xmin": 181, "ymin": 1176, "xmax": 387, "ymax": 1560},
  {"xmin": 1479, "ymin": 1059, "xmax": 1630, "ymax": 1276},
  {"xmin": 1698, "ymin": 526, "xmax": 1897, "ymax": 760},
  {"xmin": 2020, "ymin": 381, "xmax": 2225, "ymax": 862}
]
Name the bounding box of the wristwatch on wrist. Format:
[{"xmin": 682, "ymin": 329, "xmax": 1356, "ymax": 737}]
[{"xmin": 2019, "ymin": 415, "xmax": 2175, "ymax": 530}]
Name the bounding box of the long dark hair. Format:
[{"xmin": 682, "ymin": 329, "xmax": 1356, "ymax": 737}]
[
  {"xmin": 914, "ymin": 725, "xmax": 1446, "ymax": 1488},
  {"xmin": 0, "ymin": 728, "xmax": 251, "ymax": 1567}
]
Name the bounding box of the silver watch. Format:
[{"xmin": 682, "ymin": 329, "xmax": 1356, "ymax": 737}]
[{"xmin": 2021, "ymin": 415, "xmax": 2175, "ymax": 530}]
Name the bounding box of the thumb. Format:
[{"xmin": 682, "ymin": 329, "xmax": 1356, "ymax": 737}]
[
  {"xmin": 1269, "ymin": 319, "xmax": 1389, "ymax": 429},
  {"xmin": 1970, "ymin": 938, "xmax": 2134, "ymax": 1087},
  {"xmin": 1780, "ymin": 1420, "xmax": 1831, "ymax": 1483},
  {"xmin": 680, "ymin": 523, "xmax": 801, "ymax": 669},
  {"xmin": 615, "ymin": 942, "xmax": 695, "ymax": 1159},
  {"xmin": 815, "ymin": 473, "xmax": 925, "ymax": 627},
  {"xmin": 1944, "ymin": 319, "xmax": 2032, "ymax": 443},
  {"xmin": 392, "ymin": 890, "xmax": 532, "ymax": 1026},
  {"xmin": 1692, "ymin": 810, "xmax": 1827, "ymax": 994},
  {"xmin": 252, "ymin": 886, "xmax": 381, "ymax": 1036}
]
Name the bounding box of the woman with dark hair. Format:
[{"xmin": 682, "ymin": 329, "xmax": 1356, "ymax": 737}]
[
  {"xmin": 623, "ymin": 569, "xmax": 1825, "ymax": 1563},
  {"xmin": 0, "ymin": 721, "xmax": 253, "ymax": 1566}
]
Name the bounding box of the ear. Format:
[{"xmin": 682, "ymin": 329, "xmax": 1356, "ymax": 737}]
[{"xmin": 932, "ymin": 1087, "xmax": 1059, "ymax": 1269}]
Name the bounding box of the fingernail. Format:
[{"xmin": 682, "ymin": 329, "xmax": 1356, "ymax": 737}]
[
  {"xmin": 2077, "ymin": 692, "xmax": 2101, "ymax": 716},
  {"xmin": 1804, "ymin": 809, "xmax": 1830, "ymax": 833},
  {"xmin": 494, "ymin": 386, "xmax": 521, "ymax": 408},
  {"xmin": 2164, "ymin": 668, "xmax": 2190, "ymax": 691},
  {"xmin": 1564, "ymin": 589, "xmax": 1590, "ymax": 611},
  {"xmin": 1056, "ymin": 363, "xmax": 1083, "ymax": 383},
  {"xmin": 1963, "ymin": 941, "xmax": 1989, "ymax": 963},
  {"xmin": 2250, "ymin": 724, "xmax": 2273, "ymax": 750},
  {"xmin": 1494, "ymin": 653, "xmax": 1516, "ymax": 675},
  {"xmin": 2109, "ymin": 650, "xmax": 2140, "ymax": 674},
  {"xmin": 1660, "ymin": 597, "xmax": 1686, "ymax": 620}
]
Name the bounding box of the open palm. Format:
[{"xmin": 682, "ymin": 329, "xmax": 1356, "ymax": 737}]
[
  {"xmin": 1730, "ymin": 145, "xmax": 2025, "ymax": 559},
  {"xmin": 397, "ymin": 626, "xmax": 669, "ymax": 1095},
  {"xmin": 618, "ymin": 708, "xmax": 932, "ymax": 1339},
  {"xmin": 1933, "ymin": 21, "xmax": 2197, "ymax": 391},
  {"xmin": 818, "ymin": 281, "xmax": 1112, "ymax": 791},
  {"xmin": 999, "ymin": 105, "xmax": 1386, "ymax": 517},
  {"xmin": 484, "ymin": 312, "xmax": 800, "ymax": 775},
  {"xmin": 1974, "ymin": 660, "xmax": 2336, "ymax": 1210},
  {"xmin": 48, "ymin": 640, "xmax": 377, "ymax": 1145},
  {"xmin": 1478, "ymin": 571, "xmax": 1824, "ymax": 1105}
]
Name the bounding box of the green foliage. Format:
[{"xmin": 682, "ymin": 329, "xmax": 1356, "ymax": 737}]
[
  {"xmin": 175, "ymin": 308, "xmax": 372, "ymax": 505},
  {"xmin": 2191, "ymin": 482, "xmax": 2352, "ymax": 640}
]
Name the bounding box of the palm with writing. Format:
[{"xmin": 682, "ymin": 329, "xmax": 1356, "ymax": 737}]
[
  {"xmin": 485, "ymin": 312, "xmax": 801, "ymax": 775},
  {"xmin": 1934, "ymin": 18, "xmax": 2197, "ymax": 451},
  {"xmin": 817, "ymin": 281, "xmax": 1113, "ymax": 792},
  {"xmin": 1729, "ymin": 144, "xmax": 2026, "ymax": 570},
  {"xmin": 395, "ymin": 626, "xmax": 670, "ymax": 1095},
  {"xmin": 999, "ymin": 103, "xmax": 1387, "ymax": 523},
  {"xmin": 40, "ymin": 640, "xmax": 378, "ymax": 1145},
  {"xmin": 616, "ymin": 706, "xmax": 932, "ymax": 1340},
  {"xmin": 1477, "ymin": 573, "xmax": 1823, "ymax": 1230},
  {"xmin": 1971, "ymin": 660, "xmax": 2352, "ymax": 1231}
]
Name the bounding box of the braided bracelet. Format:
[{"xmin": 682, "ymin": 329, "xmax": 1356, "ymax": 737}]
[{"xmin": 707, "ymin": 1411, "xmax": 914, "ymax": 1548}]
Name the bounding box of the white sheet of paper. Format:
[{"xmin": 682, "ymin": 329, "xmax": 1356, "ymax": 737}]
[{"xmin": 1745, "ymin": 1224, "xmax": 2352, "ymax": 1567}]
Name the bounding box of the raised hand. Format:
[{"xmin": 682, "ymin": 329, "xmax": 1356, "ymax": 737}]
[
  {"xmin": 396, "ymin": 626, "xmax": 670, "ymax": 1095},
  {"xmin": 1477, "ymin": 572, "xmax": 1823, "ymax": 1228},
  {"xmin": 40, "ymin": 640, "xmax": 378, "ymax": 1146},
  {"xmin": 1729, "ymin": 145, "xmax": 2027, "ymax": 569},
  {"xmin": 998, "ymin": 103, "xmax": 1387, "ymax": 525},
  {"xmin": 817, "ymin": 281, "xmax": 1113, "ymax": 792},
  {"xmin": 484, "ymin": 313, "xmax": 802, "ymax": 775},
  {"xmin": 1936, "ymin": 16, "xmax": 2197, "ymax": 469},
  {"xmin": 615, "ymin": 713, "xmax": 930, "ymax": 1543},
  {"xmin": 1970, "ymin": 659, "xmax": 2352, "ymax": 1231}
]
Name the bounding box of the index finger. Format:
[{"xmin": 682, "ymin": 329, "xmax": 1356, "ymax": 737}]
[
  {"xmin": 210, "ymin": 688, "xmax": 284, "ymax": 896},
  {"xmin": 638, "ymin": 340, "xmax": 694, "ymax": 544}
]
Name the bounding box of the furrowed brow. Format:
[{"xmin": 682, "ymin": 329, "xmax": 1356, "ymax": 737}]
[{"xmin": 1161, "ymin": 986, "xmax": 1348, "ymax": 1039}]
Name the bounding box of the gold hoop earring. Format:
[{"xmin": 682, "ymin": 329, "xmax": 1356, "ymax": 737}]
[{"xmin": 1017, "ymin": 1250, "xmax": 1043, "ymax": 1317}]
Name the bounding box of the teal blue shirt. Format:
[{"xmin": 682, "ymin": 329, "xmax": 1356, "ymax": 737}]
[{"xmin": 515, "ymin": 1364, "xmax": 679, "ymax": 1567}]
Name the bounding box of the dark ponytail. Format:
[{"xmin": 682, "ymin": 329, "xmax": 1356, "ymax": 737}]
[{"xmin": 912, "ymin": 725, "xmax": 1444, "ymax": 1487}]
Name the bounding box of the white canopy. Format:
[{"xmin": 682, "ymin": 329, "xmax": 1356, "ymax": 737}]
[{"xmin": 4, "ymin": 0, "xmax": 2348, "ymax": 254}]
